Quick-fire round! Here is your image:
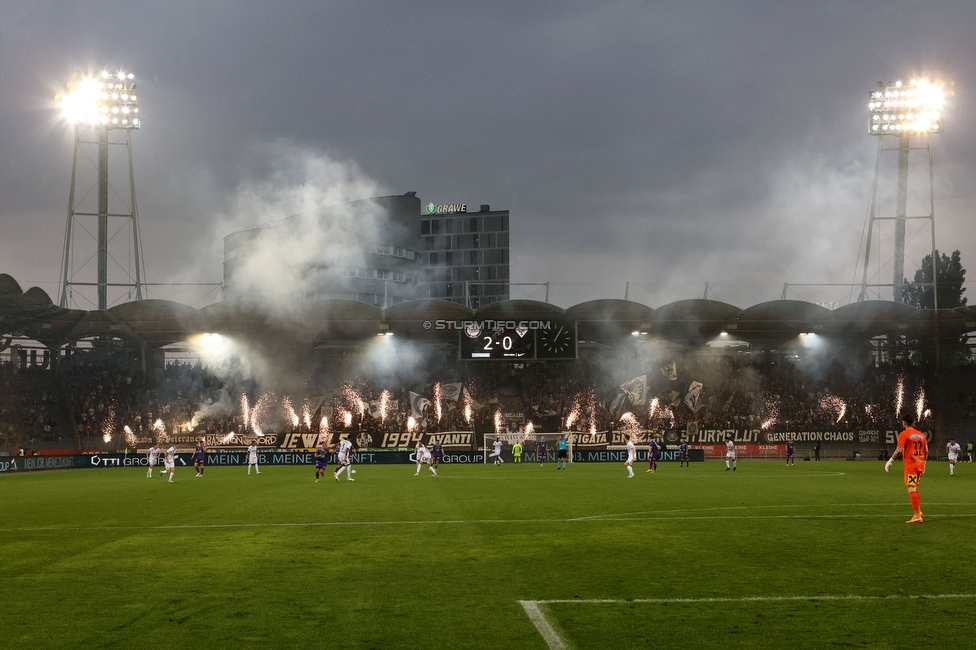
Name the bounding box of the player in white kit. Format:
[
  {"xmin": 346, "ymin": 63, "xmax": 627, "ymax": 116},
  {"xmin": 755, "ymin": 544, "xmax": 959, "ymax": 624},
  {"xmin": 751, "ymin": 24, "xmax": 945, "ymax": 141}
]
[
  {"xmin": 164, "ymin": 445, "xmax": 177, "ymax": 482},
  {"xmin": 333, "ymin": 438, "xmax": 356, "ymax": 481},
  {"xmin": 491, "ymin": 438, "xmax": 504, "ymax": 466},
  {"xmin": 947, "ymin": 438, "xmax": 961, "ymax": 476},
  {"xmin": 414, "ymin": 442, "xmax": 437, "ymax": 476},
  {"xmin": 246, "ymin": 443, "xmax": 261, "ymax": 475},
  {"xmin": 725, "ymin": 436, "xmax": 737, "ymax": 471},
  {"xmin": 146, "ymin": 444, "xmax": 160, "ymax": 478},
  {"xmin": 624, "ymin": 433, "xmax": 636, "ymax": 478}
]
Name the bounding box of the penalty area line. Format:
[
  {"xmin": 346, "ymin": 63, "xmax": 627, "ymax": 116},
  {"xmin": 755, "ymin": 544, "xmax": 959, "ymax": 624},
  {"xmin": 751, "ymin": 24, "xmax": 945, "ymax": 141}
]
[{"xmin": 519, "ymin": 594, "xmax": 976, "ymax": 649}]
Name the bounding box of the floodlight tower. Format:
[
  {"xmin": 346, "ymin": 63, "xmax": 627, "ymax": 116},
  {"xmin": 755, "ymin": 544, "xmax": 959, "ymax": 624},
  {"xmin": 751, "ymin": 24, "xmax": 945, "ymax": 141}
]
[
  {"xmin": 858, "ymin": 78, "xmax": 944, "ymax": 304},
  {"xmin": 57, "ymin": 69, "xmax": 145, "ymax": 310}
]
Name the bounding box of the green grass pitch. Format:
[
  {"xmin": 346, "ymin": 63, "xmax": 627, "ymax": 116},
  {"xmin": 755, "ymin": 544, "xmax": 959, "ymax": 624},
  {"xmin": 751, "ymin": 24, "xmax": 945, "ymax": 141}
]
[{"xmin": 2, "ymin": 459, "xmax": 976, "ymax": 649}]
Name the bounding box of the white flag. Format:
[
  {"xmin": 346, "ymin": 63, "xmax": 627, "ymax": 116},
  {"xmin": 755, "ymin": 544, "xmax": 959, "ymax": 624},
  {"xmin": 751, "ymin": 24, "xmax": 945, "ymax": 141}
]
[
  {"xmin": 409, "ymin": 391, "xmax": 432, "ymax": 416},
  {"xmin": 683, "ymin": 381, "xmax": 703, "ymax": 412},
  {"xmin": 440, "ymin": 382, "xmax": 463, "ymax": 402},
  {"xmin": 620, "ymin": 375, "xmax": 648, "ymax": 406},
  {"xmin": 661, "ymin": 362, "xmax": 677, "ymax": 381}
]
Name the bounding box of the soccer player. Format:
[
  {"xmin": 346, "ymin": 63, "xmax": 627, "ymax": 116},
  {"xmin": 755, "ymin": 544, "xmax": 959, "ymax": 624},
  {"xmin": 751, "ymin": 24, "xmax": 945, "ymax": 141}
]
[
  {"xmin": 146, "ymin": 443, "xmax": 160, "ymax": 478},
  {"xmin": 678, "ymin": 440, "xmax": 690, "ymax": 468},
  {"xmin": 414, "ymin": 442, "xmax": 437, "ymax": 476},
  {"xmin": 334, "ymin": 437, "xmax": 356, "ymax": 481},
  {"xmin": 556, "ymin": 435, "xmax": 568, "ymax": 470},
  {"xmin": 314, "ymin": 441, "xmax": 331, "ymax": 482},
  {"xmin": 646, "ymin": 437, "xmax": 661, "ymax": 473},
  {"xmin": 946, "ymin": 437, "xmax": 961, "ymax": 476},
  {"xmin": 193, "ymin": 438, "xmax": 206, "ymax": 477},
  {"xmin": 624, "ymin": 433, "xmax": 635, "ymax": 478},
  {"xmin": 512, "ymin": 440, "xmax": 522, "ymax": 463},
  {"xmin": 538, "ymin": 438, "xmax": 548, "ymax": 467},
  {"xmin": 786, "ymin": 440, "xmax": 796, "ymax": 467},
  {"xmin": 164, "ymin": 444, "xmax": 177, "ymax": 483},
  {"xmin": 246, "ymin": 442, "xmax": 261, "ymax": 475},
  {"xmin": 885, "ymin": 413, "xmax": 928, "ymax": 523},
  {"xmin": 725, "ymin": 436, "xmax": 737, "ymax": 471},
  {"xmin": 431, "ymin": 441, "xmax": 443, "ymax": 471},
  {"xmin": 491, "ymin": 438, "xmax": 503, "ymax": 466}
]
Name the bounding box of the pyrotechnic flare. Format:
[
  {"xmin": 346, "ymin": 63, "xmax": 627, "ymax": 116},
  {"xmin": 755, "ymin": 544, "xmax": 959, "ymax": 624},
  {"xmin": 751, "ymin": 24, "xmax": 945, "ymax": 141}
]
[
  {"xmin": 894, "ymin": 374, "xmax": 905, "ymax": 417},
  {"xmin": 282, "ymin": 396, "xmax": 300, "ymax": 428},
  {"xmin": 760, "ymin": 394, "xmax": 779, "ymax": 430},
  {"xmin": 152, "ymin": 418, "xmax": 169, "ymax": 443},
  {"xmin": 565, "ymin": 393, "xmax": 582, "ymax": 429},
  {"xmin": 123, "ymin": 425, "xmax": 136, "ymax": 446},
  {"xmin": 494, "ymin": 409, "xmax": 502, "ymax": 435},
  {"xmin": 101, "ymin": 406, "xmax": 116, "ymax": 444},
  {"xmin": 407, "ymin": 415, "xmax": 417, "ymax": 432},
  {"xmin": 102, "ymin": 432, "xmax": 112, "ymax": 443},
  {"xmin": 379, "ymin": 389, "xmax": 391, "ymax": 422},
  {"xmin": 587, "ymin": 390, "xmax": 597, "ymax": 435},
  {"xmin": 342, "ymin": 384, "xmax": 366, "ymax": 418},
  {"xmin": 819, "ymin": 395, "xmax": 847, "ymax": 424},
  {"xmin": 318, "ymin": 417, "xmax": 330, "ymax": 442},
  {"xmin": 647, "ymin": 396, "xmax": 660, "ymax": 420},
  {"xmin": 221, "ymin": 431, "xmax": 236, "ymax": 444},
  {"xmin": 240, "ymin": 393, "xmax": 250, "ymax": 431},
  {"xmin": 250, "ymin": 392, "xmax": 272, "ymax": 436},
  {"xmin": 661, "ymin": 406, "xmax": 675, "ymax": 427},
  {"xmin": 463, "ymin": 390, "xmax": 473, "ymax": 424},
  {"xmin": 434, "ymin": 382, "xmax": 443, "ymax": 422},
  {"xmin": 343, "ymin": 411, "xmax": 353, "ymax": 427},
  {"xmin": 525, "ymin": 421, "xmax": 535, "ymax": 438},
  {"xmin": 619, "ymin": 412, "xmax": 642, "ymax": 441},
  {"xmin": 302, "ymin": 399, "xmax": 312, "ymax": 429},
  {"xmin": 914, "ymin": 387, "xmax": 927, "ymax": 421}
]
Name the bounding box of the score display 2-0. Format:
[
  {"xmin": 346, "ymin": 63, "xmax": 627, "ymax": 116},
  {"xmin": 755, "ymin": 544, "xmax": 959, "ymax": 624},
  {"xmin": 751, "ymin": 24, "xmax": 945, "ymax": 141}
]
[{"xmin": 458, "ymin": 319, "xmax": 577, "ymax": 360}]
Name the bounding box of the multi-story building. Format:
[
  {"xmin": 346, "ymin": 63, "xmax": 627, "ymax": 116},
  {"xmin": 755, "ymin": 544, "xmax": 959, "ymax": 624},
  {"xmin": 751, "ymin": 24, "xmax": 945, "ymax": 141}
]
[
  {"xmin": 420, "ymin": 203, "xmax": 510, "ymax": 308},
  {"xmin": 223, "ymin": 193, "xmax": 425, "ymax": 307}
]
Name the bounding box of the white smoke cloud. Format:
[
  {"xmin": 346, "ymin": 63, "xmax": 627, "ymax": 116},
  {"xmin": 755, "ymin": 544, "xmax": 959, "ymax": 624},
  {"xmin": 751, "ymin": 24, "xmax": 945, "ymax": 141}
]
[{"xmin": 213, "ymin": 141, "xmax": 388, "ymax": 307}]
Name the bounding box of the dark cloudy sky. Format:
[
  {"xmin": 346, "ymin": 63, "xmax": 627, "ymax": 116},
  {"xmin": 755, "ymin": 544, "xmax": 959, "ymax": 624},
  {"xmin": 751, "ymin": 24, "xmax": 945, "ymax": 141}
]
[{"xmin": 1, "ymin": 1, "xmax": 974, "ymax": 309}]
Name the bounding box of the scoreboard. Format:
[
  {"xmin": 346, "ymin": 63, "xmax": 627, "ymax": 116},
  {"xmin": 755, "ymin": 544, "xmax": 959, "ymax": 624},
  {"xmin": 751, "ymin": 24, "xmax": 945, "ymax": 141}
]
[{"xmin": 458, "ymin": 318, "xmax": 577, "ymax": 360}]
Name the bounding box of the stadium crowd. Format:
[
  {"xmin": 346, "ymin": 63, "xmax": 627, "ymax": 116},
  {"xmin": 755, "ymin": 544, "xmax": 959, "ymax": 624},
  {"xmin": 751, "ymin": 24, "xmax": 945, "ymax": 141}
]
[{"xmin": 2, "ymin": 344, "xmax": 974, "ymax": 449}]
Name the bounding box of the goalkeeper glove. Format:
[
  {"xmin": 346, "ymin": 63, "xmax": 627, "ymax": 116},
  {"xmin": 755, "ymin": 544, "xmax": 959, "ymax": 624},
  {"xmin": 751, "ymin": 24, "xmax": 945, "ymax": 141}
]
[{"xmin": 884, "ymin": 459, "xmax": 893, "ymax": 473}]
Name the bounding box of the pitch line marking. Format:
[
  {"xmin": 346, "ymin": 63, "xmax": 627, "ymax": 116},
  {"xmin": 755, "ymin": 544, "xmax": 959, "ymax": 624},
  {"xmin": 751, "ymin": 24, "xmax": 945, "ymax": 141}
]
[
  {"xmin": 4, "ymin": 506, "xmax": 976, "ymax": 533},
  {"xmin": 519, "ymin": 594, "xmax": 976, "ymax": 649}
]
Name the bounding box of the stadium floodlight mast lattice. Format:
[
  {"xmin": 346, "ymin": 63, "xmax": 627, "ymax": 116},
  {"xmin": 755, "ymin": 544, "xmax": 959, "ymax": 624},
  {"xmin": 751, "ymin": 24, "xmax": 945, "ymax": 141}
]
[
  {"xmin": 56, "ymin": 69, "xmax": 146, "ymax": 310},
  {"xmin": 858, "ymin": 78, "xmax": 945, "ymax": 305}
]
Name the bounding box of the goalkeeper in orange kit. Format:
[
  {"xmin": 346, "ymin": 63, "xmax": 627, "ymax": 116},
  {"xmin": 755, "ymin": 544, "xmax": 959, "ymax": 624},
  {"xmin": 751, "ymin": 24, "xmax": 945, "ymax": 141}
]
[{"xmin": 885, "ymin": 413, "xmax": 928, "ymax": 524}]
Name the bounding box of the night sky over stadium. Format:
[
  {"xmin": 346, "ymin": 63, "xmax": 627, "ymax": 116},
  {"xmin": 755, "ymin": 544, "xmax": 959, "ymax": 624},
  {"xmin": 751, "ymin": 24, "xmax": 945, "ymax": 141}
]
[{"xmin": 1, "ymin": 1, "xmax": 975, "ymax": 309}]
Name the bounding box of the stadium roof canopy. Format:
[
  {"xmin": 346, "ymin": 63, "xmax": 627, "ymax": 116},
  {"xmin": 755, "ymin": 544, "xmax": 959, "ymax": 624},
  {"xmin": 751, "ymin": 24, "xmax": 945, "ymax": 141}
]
[{"xmin": 2, "ymin": 273, "xmax": 976, "ymax": 351}]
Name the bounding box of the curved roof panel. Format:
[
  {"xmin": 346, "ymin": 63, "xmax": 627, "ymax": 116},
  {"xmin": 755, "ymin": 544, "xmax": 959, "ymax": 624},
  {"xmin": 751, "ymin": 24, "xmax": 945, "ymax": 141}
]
[
  {"xmin": 648, "ymin": 299, "xmax": 741, "ymax": 344},
  {"xmin": 566, "ymin": 299, "xmax": 654, "ymax": 341}
]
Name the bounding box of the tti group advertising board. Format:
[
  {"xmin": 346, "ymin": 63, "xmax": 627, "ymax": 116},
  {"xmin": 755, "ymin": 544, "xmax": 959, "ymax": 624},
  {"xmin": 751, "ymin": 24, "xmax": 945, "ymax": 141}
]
[{"xmin": 458, "ymin": 318, "xmax": 577, "ymax": 360}]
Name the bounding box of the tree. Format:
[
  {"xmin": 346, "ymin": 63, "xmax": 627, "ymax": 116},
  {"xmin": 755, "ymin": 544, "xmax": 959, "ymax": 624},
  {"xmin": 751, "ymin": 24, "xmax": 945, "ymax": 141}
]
[{"xmin": 902, "ymin": 249, "xmax": 967, "ymax": 309}]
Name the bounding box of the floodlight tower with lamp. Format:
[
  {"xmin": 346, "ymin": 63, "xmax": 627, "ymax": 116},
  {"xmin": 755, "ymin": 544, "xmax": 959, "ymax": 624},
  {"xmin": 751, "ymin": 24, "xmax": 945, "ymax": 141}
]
[
  {"xmin": 56, "ymin": 69, "xmax": 145, "ymax": 310},
  {"xmin": 858, "ymin": 78, "xmax": 945, "ymax": 304}
]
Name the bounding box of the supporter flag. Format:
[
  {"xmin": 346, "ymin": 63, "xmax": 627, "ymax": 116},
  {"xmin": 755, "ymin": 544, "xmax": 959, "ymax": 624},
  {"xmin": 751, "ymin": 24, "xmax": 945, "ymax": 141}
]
[
  {"xmin": 609, "ymin": 393, "xmax": 629, "ymax": 420},
  {"xmin": 367, "ymin": 401, "xmax": 382, "ymax": 418},
  {"xmin": 440, "ymin": 382, "xmax": 463, "ymax": 402},
  {"xmin": 661, "ymin": 362, "xmax": 678, "ymax": 381},
  {"xmin": 409, "ymin": 391, "xmax": 432, "ymax": 416},
  {"xmin": 620, "ymin": 375, "xmax": 648, "ymax": 406},
  {"xmin": 683, "ymin": 381, "xmax": 704, "ymax": 412}
]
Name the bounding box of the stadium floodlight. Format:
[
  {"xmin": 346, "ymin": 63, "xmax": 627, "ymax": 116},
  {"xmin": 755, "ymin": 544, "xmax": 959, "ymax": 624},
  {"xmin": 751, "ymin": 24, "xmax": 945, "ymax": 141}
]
[
  {"xmin": 867, "ymin": 78, "xmax": 944, "ymax": 135},
  {"xmin": 858, "ymin": 76, "xmax": 945, "ymax": 315},
  {"xmin": 57, "ymin": 67, "xmax": 146, "ymax": 312},
  {"xmin": 57, "ymin": 70, "xmax": 141, "ymax": 129}
]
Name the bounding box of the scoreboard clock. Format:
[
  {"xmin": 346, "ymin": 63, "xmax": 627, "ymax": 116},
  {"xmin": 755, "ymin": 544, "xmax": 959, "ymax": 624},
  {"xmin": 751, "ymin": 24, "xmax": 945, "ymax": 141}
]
[
  {"xmin": 536, "ymin": 321, "xmax": 577, "ymax": 359},
  {"xmin": 458, "ymin": 319, "xmax": 577, "ymax": 360}
]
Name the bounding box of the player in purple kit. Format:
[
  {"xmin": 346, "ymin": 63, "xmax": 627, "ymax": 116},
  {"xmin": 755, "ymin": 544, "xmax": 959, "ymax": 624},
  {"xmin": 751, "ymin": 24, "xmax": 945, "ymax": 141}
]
[
  {"xmin": 431, "ymin": 442, "xmax": 444, "ymax": 471},
  {"xmin": 646, "ymin": 438, "xmax": 661, "ymax": 473},
  {"xmin": 537, "ymin": 438, "xmax": 548, "ymax": 467},
  {"xmin": 193, "ymin": 439, "xmax": 206, "ymax": 477},
  {"xmin": 786, "ymin": 440, "xmax": 796, "ymax": 466},
  {"xmin": 314, "ymin": 441, "xmax": 332, "ymax": 482},
  {"xmin": 679, "ymin": 441, "xmax": 690, "ymax": 467}
]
